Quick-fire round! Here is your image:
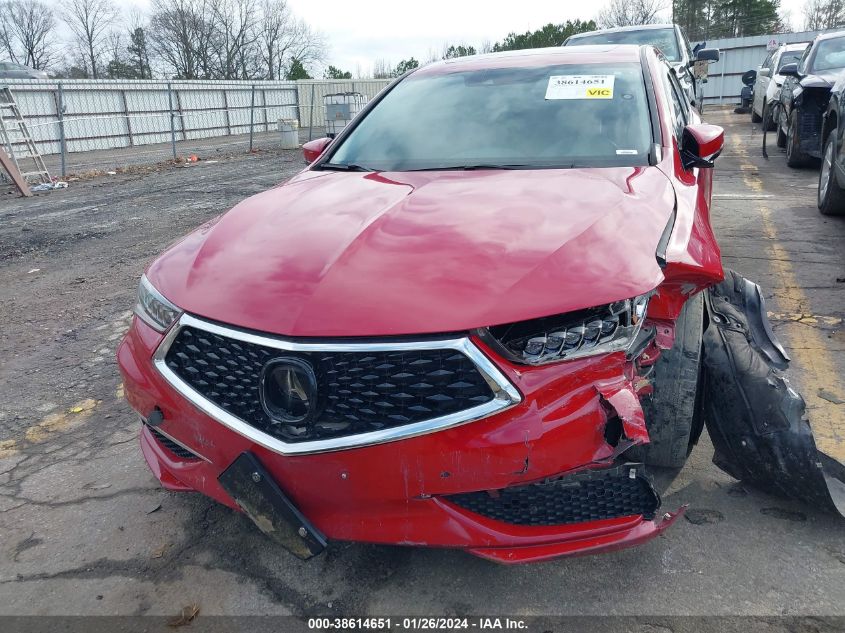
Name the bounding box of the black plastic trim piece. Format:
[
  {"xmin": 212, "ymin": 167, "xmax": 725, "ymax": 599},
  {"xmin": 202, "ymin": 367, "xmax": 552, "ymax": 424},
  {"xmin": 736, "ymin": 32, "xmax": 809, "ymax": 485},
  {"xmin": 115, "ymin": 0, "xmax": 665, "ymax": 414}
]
[{"xmin": 655, "ymin": 205, "xmax": 677, "ymax": 269}]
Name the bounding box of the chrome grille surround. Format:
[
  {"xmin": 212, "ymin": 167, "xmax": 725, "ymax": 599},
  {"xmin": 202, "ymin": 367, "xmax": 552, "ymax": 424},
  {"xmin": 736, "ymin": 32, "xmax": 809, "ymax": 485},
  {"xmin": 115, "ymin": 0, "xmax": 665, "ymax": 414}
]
[{"xmin": 153, "ymin": 314, "xmax": 522, "ymax": 455}]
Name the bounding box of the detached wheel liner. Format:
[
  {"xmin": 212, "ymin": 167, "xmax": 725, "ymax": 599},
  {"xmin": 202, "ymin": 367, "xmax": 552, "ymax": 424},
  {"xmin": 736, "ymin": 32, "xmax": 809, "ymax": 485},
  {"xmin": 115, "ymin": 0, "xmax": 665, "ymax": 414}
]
[
  {"xmin": 627, "ymin": 293, "xmax": 704, "ymax": 469},
  {"xmin": 702, "ymin": 270, "xmax": 845, "ymax": 516}
]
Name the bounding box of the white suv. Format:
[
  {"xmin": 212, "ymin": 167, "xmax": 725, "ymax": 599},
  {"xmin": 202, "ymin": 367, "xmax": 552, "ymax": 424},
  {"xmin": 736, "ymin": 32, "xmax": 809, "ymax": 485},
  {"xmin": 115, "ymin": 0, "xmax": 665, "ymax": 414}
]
[{"xmin": 751, "ymin": 42, "xmax": 808, "ymax": 128}]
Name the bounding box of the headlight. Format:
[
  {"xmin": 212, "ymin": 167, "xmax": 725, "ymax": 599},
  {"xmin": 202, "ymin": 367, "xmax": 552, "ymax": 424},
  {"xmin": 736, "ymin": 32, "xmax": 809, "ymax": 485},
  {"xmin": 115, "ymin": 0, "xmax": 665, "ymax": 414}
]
[
  {"xmin": 135, "ymin": 274, "xmax": 182, "ymax": 332},
  {"xmin": 480, "ymin": 294, "xmax": 651, "ymax": 365}
]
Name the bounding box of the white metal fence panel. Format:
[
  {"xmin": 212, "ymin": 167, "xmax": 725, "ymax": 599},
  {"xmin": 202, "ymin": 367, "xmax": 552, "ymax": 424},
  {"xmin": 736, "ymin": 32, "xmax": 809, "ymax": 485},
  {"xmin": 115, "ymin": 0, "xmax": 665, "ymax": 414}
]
[
  {"xmin": 0, "ymin": 78, "xmax": 393, "ymax": 158},
  {"xmin": 695, "ymin": 28, "xmax": 844, "ymax": 105}
]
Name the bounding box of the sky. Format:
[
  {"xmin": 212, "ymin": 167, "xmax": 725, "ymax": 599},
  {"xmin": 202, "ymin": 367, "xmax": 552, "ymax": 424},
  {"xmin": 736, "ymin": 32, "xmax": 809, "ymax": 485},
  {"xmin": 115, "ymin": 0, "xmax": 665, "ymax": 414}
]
[
  {"xmin": 122, "ymin": 0, "xmax": 808, "ymax": 76},
  {"xmin": 285, "ymin": 0, "xmax": 810, "ymax": 75}
]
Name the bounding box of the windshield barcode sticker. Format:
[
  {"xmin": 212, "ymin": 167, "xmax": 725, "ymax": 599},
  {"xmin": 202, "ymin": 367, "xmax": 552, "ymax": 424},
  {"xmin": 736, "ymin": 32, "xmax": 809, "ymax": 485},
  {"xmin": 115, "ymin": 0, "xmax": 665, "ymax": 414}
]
[{"xmin": 545, "ymin": 75, "xmax": 615, "ymax": 100}]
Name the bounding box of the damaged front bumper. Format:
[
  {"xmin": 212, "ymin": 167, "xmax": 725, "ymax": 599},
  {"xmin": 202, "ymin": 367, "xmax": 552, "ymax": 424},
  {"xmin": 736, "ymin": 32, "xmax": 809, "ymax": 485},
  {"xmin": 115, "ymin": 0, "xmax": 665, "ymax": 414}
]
[{"xmin": 119, "ymin": 311, "xmax": 680, "ymax": 563}]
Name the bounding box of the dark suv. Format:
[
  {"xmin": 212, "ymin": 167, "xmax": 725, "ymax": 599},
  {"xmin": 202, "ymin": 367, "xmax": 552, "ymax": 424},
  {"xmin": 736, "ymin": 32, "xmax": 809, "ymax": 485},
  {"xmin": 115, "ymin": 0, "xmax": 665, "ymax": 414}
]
[{"xmin": 775, "ymin": 30, "xmax": 845, "ymax": 167}]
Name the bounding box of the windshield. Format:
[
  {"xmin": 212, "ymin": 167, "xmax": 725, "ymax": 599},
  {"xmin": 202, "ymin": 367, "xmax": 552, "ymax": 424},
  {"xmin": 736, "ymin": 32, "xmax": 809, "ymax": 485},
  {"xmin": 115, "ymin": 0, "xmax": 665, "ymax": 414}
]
[
  {"xmin": 777, "ymin": 50, "xmax": 804, "ymax": 71},
  {"xmin": 567, "ymin": 29, "xmax": 680, "ymax": 62},
  {"xmin": 812, "ymin": 37, "xmax": 845, "ymax": 72},
  {"xmin": 325, "ymin": 63, "xmax": 653, "ymax": 171}
]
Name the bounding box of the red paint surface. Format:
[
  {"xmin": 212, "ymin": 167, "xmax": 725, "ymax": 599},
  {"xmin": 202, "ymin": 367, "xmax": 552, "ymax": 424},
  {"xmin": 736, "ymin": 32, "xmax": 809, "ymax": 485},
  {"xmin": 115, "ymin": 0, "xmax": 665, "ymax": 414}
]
[{"xmin": 119, "ymin": 46, "xmax": 724, "ymax": 561}]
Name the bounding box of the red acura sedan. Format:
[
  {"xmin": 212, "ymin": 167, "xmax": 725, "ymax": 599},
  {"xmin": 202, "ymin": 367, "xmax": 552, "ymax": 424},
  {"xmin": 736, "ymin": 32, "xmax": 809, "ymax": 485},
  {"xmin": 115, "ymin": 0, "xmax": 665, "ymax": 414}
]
[{"xmin": 118, "ymin": 45, "xmax": 726, "ymax": 563}]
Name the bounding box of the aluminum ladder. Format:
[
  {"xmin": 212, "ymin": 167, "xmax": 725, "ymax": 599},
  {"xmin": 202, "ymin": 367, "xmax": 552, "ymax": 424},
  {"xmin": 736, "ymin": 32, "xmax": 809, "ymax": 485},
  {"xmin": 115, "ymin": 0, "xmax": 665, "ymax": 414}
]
[{"xmin": 0, "ymin": 86, "xmax": 51, "ymax": 186}]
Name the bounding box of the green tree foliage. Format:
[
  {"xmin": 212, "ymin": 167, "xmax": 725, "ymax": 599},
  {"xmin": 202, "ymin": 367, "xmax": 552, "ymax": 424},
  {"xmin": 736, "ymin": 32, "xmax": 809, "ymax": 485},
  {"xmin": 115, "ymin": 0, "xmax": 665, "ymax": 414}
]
[
  {"xmin": 492, "ymin": 20, "xmax": 597, "ymax": 51},
  {"xmin": 324, "ymin": 65, "xmax": 352, "ymax": 79},
  {"xmin": 443, "ymin": 44, "xmax": 477, "ymax": 58},
  {"xmin": 673, "ymin": 0, "xmax": 785, "ymax": 40},
  {"xmin": 286, "ymin": 57, "xmax": 311, "ymax": 80},
  {"xmin": 393, "ymin": 57, "xmax": 419, "ymax": 76},
  {"xmin": 126, "ymin": 27, "xmax": 152, "ymax": 79}
]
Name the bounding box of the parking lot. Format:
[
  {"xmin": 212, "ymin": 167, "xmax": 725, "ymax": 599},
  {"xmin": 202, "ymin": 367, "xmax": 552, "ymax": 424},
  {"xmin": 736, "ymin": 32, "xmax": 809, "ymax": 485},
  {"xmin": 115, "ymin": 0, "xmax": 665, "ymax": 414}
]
[{"xmin": 0, "ymin": 107, "xmax": 843, "ymax": 622}]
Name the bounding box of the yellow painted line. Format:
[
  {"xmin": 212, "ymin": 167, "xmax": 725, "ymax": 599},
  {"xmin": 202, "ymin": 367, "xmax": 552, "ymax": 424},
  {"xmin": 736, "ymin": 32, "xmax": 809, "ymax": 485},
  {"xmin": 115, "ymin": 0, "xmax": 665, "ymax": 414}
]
[
  {"xmin": 768, "ymin": 312, "xmax": 843, "ymax": 327},
  {"xmin": 0, "ymin": 439, "xmax": 19, "ymax": 459},
  {"xmin": 731, "ymin": 133, "xmax": 845, "ymax": 462},
  {"xmin": 24, "ymin": 398, "xmax": 100, "ymax": 444}
]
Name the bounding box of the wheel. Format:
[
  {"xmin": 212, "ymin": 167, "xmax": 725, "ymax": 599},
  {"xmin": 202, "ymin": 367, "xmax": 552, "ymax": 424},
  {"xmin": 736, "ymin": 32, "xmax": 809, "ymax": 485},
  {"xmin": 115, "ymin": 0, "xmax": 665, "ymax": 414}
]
[
  {"xmin": 818, "ymin": 130, "xmax": 845, "ymax": 216},
  {"xmin": 776, "ymin": 109, "xmax": 787, "ymax": 148},
  {"xmin": 786, "ymin": 110, "xmax": 811, "ymax": 167},
  {"xmin": 751, "ymin": 104, "xmax": 762, "ymax": 123},
  {"xmin": 626, "ymin": 293, "xmax": 705, "ymax": 468},
  {"xmin": 762, "ymin": 100, "xmax": 776, "ymax": 131}
]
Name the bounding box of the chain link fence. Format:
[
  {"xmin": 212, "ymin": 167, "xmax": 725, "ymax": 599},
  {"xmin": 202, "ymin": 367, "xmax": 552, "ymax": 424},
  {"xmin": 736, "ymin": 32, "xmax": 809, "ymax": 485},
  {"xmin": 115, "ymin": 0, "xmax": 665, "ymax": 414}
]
[{"xmin": 1, "ymin": 78, "xmax": 391, "ymax": 177}]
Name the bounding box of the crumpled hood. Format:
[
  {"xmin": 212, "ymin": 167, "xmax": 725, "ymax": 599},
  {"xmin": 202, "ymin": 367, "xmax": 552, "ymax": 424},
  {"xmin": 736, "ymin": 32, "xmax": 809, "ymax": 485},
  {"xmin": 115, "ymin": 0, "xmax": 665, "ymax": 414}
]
[{"xmin": 147, "ymin": 167, "xmax": 674, "ymax": 337}]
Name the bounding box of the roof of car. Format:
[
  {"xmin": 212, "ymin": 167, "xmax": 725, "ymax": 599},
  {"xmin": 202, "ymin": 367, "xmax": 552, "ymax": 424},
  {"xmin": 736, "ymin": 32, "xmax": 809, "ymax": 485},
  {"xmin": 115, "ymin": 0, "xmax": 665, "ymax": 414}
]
[
  {"xmin": 781, "ymin": 42, "xmax": 809, "ymax": 51},
  {"xmin": 816, "ymin": 29, "xmax": 845, "ymax": 42},
  {"xmin": 414, "ymin": 45, "xmax": 645, "ymax": 76},
  {"xmin": 567, "ymin": 24, "xmax": 676, "ymax": 39}
]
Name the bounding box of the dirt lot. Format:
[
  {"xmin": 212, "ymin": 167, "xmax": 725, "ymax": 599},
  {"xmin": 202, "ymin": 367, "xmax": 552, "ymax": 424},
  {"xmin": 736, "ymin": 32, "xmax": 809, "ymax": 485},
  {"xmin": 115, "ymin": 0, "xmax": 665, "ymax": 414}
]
[{"xmin": 0, "ymin": 108, "xmax": 844, "ymax": 623}]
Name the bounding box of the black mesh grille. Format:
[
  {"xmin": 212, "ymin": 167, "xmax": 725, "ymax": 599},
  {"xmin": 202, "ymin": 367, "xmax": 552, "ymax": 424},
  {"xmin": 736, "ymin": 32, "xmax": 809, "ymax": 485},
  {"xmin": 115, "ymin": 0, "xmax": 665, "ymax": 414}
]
[
  {"xmin": 146, "ymin": 424, "xmax": 200, "ymax": 461},
  {"xmin": 164, "ymin": 326, "xmax": 495, "ymax": 443},
  {"xmin": 446, "ymin": 465, "xmax": 659, "ymax": 526}
]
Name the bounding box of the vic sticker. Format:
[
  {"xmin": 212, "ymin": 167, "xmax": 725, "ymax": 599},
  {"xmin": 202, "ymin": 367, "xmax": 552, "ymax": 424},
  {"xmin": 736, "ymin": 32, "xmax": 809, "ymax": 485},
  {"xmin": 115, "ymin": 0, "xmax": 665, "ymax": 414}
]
[{"xmin": 545, "ymin": 75, "xmax": 615, "ymax": 100}]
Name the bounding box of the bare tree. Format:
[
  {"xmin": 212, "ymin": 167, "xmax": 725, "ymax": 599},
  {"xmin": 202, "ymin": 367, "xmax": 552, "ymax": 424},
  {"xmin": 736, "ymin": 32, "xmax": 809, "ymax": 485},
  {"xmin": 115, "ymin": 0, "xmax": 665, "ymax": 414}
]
[
  {"xmin": 372, "ymin": 58, "xmax": 392, "ymax": 79},
  {"xmin": 257, "ymin": 0, "xmax": 325, "ymax": 79},
  {"xmin": 211, "ymin": 0, "xmax": 259, "ymax": 79},
  {"xmin": 478, "ymin": 39, "xmax": 493, "ymax": 54},
  {"xmin": 149, "ymin": 0, "xmax": 213, "ymax": 79},
  {"xmin": 0, "ymin": 0, "xmax": 57, "ymax": 69},
  {"xmin": 597, "ymin": 0, "xmax": 666, "ymax": 28},
  {"xmin": 803, "ymin": 0, "xmax": 845, "ymax": 29},
  {"xmin": 61, "ymin": 0, "xmax": 119, "ymax": 78}
]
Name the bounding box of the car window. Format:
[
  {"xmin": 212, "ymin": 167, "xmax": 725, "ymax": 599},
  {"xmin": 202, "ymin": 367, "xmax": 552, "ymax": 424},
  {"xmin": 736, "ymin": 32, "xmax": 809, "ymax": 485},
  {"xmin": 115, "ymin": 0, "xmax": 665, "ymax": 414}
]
[
  {"xmin": 761, "ymin": 52, "xmax": 773, "ymax": 70},
  {"xmin": 660, "ymin": 67, "xmax": 688, "ymax": 139},
  {"xmin": 327, "ymin": 62, "xmax": 653, "ymax": 171},
  {"xmin": 777, "ymin": 50, "xmax": 804, "ymax": 71},
  {"xmin": 811, "ymin": 36, "xmax": 845, "ymax": 72},
  {"xmin": 566, "ymin": 28, "xmax": 681, "ymax": 62},
  {"xmin": 798, "ymin": 45, "xmax": 813, "ymax": 74}
]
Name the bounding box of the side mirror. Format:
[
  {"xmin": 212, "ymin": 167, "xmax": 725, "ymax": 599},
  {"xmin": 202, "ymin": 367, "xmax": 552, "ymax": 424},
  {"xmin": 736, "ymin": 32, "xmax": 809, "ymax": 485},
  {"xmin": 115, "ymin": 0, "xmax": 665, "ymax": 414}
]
[
  {"xmin": 758, "ymin": 67, "xmax": 771, "ymax": 78},
  {"xmin": 696, "ymin": 48, "xmax": 720, "ymax": 63},
  {"xmin": 303, "ymin": 137, "xmax": 332, "ymax": 163},
  {"xmin": 779, "ymin": 62, "xmax": 799, "ymax": 77},
  {"xmin": 681, "ymin": 124, "xmax": 724, "ymax": 170}
]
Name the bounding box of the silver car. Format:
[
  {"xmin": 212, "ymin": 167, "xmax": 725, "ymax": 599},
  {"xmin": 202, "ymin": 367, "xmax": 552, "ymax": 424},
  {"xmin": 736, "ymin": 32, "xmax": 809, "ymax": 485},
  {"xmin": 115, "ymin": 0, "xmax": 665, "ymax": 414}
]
[
  {"xmin": 563, "ymin": 23, "xmax": 719, "ymax": 111},
  {"xmin": 751, "ymin": 42, "xmax": 808, "ymax": 129}
]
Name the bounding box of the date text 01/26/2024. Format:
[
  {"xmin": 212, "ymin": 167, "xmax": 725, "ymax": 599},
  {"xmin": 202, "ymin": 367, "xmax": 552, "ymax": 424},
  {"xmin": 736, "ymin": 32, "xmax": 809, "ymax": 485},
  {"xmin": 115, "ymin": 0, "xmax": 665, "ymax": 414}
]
[{"xmin": 307, "ymin": 618, "xmax": 529, "ymax": 630}]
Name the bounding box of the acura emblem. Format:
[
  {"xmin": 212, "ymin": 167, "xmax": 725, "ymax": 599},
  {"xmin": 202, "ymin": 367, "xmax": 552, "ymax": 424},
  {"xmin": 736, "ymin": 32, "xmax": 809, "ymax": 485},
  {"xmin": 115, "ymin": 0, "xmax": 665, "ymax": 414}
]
[{"xmin": 259, "ymin": 357, "xmax": 318, "ymax": 425}]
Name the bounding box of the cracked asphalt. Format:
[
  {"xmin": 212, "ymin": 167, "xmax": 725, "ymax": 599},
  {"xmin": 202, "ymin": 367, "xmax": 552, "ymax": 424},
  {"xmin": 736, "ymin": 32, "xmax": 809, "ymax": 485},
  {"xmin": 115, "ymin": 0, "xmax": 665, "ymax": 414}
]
[{"xmin": 0, "ymin": 108, "xmax": 843, "ymax": 621}]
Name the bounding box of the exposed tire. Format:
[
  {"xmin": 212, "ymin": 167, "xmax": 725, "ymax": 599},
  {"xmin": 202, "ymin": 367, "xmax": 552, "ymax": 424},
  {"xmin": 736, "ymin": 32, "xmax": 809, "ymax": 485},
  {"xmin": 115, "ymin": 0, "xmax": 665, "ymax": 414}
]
[
  {"xmin": 626, "ymin": 293, "xmax": 704, "ymax": 469},
  {"xmin": 786, "ymin": 110, "xmax": 812, "ymax": 167},
  {"xmin": 751, "ymin": 106, "xmax": 762, "ymax": 123},
  {"xmin": 776, "ymin": 112, "xmax": 788, "ymax": 148},
  {"xmin": 818, "ymin": 130, "xmax": 845, "ymax": 216}
]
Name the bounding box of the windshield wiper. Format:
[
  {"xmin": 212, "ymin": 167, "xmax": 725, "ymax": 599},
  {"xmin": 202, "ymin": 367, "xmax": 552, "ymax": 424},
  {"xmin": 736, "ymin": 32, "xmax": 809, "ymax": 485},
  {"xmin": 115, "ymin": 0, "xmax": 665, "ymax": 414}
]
[
  {"xmin": 406, "ymin": 163, "xmax": 573, "ymax": 171},
  {"xmin": 318, "ymin": 162, "xmax": 375, "ymax": 172}
]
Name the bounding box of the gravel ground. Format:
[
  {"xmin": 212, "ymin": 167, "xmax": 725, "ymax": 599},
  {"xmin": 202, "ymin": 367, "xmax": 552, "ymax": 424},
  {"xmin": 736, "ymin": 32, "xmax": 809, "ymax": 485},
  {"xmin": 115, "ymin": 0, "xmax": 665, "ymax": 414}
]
[{"xmin": 0, "ymin": 108, "xmax": 843, "ymax": 626}]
